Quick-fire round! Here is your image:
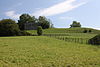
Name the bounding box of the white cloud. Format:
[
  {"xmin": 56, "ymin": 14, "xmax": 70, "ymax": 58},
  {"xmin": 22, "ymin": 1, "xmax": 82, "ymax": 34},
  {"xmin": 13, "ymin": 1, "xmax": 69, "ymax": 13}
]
[
  {"xmin": 32, "ymin": 0, "xmax": 87, "ymax": 16},
  {"xmin": 5, "ymin": 11, "xmax": 20, "ymax": 19},
  {"xmin": 5, "ymin": 2, "xmax": 23, "ymax": 19},
  {"xmin": 5, "ymin": 0, "xmax": 87, "ymax": 19}
]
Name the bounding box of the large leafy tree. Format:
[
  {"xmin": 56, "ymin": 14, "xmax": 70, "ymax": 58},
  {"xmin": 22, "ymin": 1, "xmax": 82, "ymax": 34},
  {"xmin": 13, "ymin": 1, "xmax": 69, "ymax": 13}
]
[
  {"xmin": 38, "ymin": 16, "xmax": 51, "ymax": 29},
  {"xmin": 70, "ymin": 21, "xmax": 81, "ymax": 28},
  {"xmin": 0, "ymin": 19, "xmax": 20, "ymax": 36},
  {"xmin": 18, "ymin": 14, "xmax": 36, "ymax": 30}
]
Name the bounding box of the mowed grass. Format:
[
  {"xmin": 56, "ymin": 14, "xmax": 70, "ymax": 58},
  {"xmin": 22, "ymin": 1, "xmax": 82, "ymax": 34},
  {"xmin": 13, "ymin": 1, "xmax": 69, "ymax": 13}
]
[{"xmin": 0, "ymin": 36, "xmax": 100, "ymax": 67}]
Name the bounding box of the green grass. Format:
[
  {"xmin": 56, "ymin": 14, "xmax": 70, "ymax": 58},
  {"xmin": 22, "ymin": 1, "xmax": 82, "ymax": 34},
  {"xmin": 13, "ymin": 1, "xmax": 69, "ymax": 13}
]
[
  {"xmin": 0, "ymin": 28, "xmax": 100, "ymax": 67},
  {"xmin": 27, "ymin": 28, "xmax": 100, "ymax": 44},
  {"xmin": 42, "ymin": 33, "xmax": 97, "ymax": 44},
  {"xmin": 27, "ymin": 28, "xmax": 100, "ymax": 35},
  {"xmin": 0, "ymin": 36, "xmax": 100, "ymax": 67}
]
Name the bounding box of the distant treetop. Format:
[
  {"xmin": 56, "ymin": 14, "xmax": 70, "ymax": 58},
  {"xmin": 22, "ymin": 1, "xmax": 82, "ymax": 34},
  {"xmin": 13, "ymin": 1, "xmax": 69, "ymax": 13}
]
[{"xmin": 70, "ymin": 21, "xmax": 81, "ymax": 28}]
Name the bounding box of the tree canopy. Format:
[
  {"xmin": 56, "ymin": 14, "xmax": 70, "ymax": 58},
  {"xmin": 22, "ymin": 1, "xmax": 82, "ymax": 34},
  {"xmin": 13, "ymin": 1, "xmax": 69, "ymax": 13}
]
[
  {"xmin": 38, "ymin": 16, "xmax": 51, "ymax": 29},
  {"xmin": 70, "ymin": 21, "xmax": 81, "ymax": 28},
  {"xmin": 18, "ymin": 14, "xmax": 37, "ymax": 30},
  {"xmin": 18, "ymin": 14, "xmax": 52, "ymax": 30},
  {"xmin": 0, "ymin": 19, "xmax": 20, "ymax": 36}
]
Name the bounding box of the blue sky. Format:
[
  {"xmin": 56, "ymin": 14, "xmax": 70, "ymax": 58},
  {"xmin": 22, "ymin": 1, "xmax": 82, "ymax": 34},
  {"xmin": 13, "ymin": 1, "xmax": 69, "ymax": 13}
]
[{"xmin": 0, "ymin": 0, "xmax": 100, "ymax": 29}]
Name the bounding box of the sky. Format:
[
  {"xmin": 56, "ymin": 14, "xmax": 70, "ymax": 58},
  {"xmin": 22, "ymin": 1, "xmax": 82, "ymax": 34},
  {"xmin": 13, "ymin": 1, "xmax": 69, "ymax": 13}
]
[{"xmin": 0, "ymin": 0, "xmax": 100, "ymax": 30}]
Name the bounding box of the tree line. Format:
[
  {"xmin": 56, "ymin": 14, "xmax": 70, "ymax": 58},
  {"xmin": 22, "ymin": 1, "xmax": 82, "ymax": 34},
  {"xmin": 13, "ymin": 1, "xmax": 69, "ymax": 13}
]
[
  {"xmin": 0, "ymin": 13, "xmax": 54, "ymax": 36},
  {"xmin": 18, "ymin": 14, "xmax": 54, "ymax": 30}
]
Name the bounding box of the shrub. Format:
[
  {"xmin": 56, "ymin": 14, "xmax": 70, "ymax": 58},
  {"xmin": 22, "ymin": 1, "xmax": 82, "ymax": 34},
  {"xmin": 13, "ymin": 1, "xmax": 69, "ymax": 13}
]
[
  {"xmin": 88, "ymin": 34, "xmax": 100, "ymax": 45},
  {"xmin": 37, "ymin": 26, "xmax": 43, "ymax": 36},
  {"xmin": 0, "ymin": 19, "xmax": 20, "ymax": 36},
  {"xmin": 83, "ymin": 30, "xmax": 88, "ymax": 33},
  {"xmin": 0, "ymin": 19, "xmax": 32, "ymax": 36},
  {"xmin": 89, "ymin": 30, "xmax": 92, "ymax": 33}
]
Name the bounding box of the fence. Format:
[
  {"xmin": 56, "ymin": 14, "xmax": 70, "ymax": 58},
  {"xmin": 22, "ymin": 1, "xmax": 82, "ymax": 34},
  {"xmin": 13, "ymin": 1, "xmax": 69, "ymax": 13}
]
[{"xmin": 43, "ymin": 34, "xmax": 89, "ymax": 44}]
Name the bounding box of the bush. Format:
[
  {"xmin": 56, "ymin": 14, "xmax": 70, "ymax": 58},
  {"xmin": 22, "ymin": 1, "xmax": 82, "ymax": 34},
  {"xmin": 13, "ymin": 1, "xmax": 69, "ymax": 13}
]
[
  {"xmin": 37, "ymin": 26, "xmax": 43, "ymax": 36},
  {"xmin": 83, "ymin": 30, "xmax": 88, "ymax": 33},
  {"xmin": 89, "ymin": 30, "xmax": 92, "ymax": 33},
  {"xmin": 88, "ymin": 34, "xmax": 100, "ymax": 45},
  {"xmin": 0, "ymin": 19, "xmax": 32, "ymax": 36},
  {"xmin": 0, "ymin": 19, "xmax": 20, "ymax": 36}
]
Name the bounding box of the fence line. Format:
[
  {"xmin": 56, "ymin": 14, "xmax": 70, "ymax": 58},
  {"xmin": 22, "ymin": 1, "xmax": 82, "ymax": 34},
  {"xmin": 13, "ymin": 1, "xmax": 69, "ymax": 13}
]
[{"xmin": 43, "ymin": 34, "xmax": 89, "ymax": 44}]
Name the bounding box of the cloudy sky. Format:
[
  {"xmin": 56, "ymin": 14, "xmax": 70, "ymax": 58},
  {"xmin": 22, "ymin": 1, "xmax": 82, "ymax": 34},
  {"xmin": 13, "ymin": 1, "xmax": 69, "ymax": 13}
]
[{"xmin": 0, "ymin": 0, "xmax": 100, "ymax": 29}]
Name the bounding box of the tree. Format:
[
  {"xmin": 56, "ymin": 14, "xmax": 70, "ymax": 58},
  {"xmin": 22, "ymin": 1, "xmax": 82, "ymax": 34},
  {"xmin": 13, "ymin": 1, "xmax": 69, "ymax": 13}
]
[
  {"xmin": 70, "ymin": 21, "xmax": 81, "ymax": 28},
  {"xmin": 18, "ymin": 14, "xmax": 53, "ymax": 30},
  {"xmin": 38, "ymin": 16, "xmax": 50, "ymax": 29},
  {"xmin": 18, "ymin": 14, "xmax": 37, "ymax": 30},
  {"xmin": 0, "ymin": 19, "xmax": 20, "ymax": 36},
  {"xmin": 37, "ymin": 26, "xmax": 43, "ymax": 36}
]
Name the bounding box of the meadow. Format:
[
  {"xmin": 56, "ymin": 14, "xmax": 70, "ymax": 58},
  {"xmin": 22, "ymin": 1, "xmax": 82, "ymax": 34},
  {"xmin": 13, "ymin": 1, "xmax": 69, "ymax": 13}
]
[
  {"xmin": 0, "ymin": 28, "xmax": 100, "ymax": 67},
  {"xmin": 27, "ymin": 28, "xmax": 100, "ymax": 34},
  {"xmin": 27, "ymin": 28, "xmax": 99, "ymax": 44}
]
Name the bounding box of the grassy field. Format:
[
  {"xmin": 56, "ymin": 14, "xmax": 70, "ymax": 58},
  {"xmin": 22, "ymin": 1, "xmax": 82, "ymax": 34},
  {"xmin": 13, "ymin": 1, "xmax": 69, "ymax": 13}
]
[
  {"xmin": 0, "ymin": 36, "xmax": 100, "ymax": 67},
  {"xmin": 0, "ymin": 28, "xmax": 100, "ymax": 67},
  {"xmin": 44, "ymin": 33, "xmax": 97, "ymax": 44},
  {"xmin": 27, "ymin": 28, "xmax": 100, "ymax": 35},
  {"xmin": 27, "ymin": 28, "xmax": 99, "ymax": 44}
]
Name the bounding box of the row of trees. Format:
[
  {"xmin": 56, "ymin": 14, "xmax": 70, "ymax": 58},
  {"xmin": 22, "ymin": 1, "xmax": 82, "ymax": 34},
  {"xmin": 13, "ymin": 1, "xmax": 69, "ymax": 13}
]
[
  {"xmin": 0, "ymin": 19, "xmax": 44, "ymax": 36},
  {"xmin": 18, "ymin": 14, "xmax": 54, "ymax": 30},
  {"xmin": 18, "ymin": 14, "xmax": 82, "ymax": 30},
  {"xmin": 0, "ymin": 13, "xmax": 54, "ymax": 36}
]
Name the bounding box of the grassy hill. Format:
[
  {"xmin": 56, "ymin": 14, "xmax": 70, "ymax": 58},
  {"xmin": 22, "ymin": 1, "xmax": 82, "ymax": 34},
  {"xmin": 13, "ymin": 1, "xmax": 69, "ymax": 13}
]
[
  {"xmin": 0, "ymin": 28, "xmax": 100, "ymax": 67},
  {"xmin": 27, "ymin": 28, "xmax": 100, "ymax": 44},
  {"xmin": 27, "ymin": 28, "xmax": 100, "ymax": 35},
  {"xmin": 0, "ymin": 36, "xmax": 100, "ymax": 67}
]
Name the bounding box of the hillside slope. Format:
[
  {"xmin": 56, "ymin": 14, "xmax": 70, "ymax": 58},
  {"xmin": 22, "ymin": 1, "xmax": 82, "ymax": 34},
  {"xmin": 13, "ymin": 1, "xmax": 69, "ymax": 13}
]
[
  {"xmin": 27, "ymin": 28, "xmax": 100, "ymax": 35},
  {"xmin": 0, "ymin": 36, "xmax": 100, "ymax": 67}
]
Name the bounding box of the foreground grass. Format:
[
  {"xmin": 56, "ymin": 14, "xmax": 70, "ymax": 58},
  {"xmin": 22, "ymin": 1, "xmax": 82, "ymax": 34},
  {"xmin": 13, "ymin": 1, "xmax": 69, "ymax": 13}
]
[{"xmin": 0, "ymin": 36, "xmax": 100, "ymax": 67}]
